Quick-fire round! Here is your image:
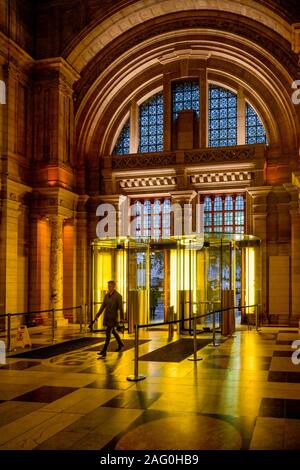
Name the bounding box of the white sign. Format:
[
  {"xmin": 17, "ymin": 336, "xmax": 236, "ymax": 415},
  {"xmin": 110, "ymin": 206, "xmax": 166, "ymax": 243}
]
[
  {"xmin": 0, "ymin": 80, "xmax": 6, "ymax": 104},
  {"xmin": 0, "ymin": 340, "xmax": 5, "ymax": 364}
]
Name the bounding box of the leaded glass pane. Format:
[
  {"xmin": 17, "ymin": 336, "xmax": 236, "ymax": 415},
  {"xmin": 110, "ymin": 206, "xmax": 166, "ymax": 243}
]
[
  {"xmin": 224, "ymin": 196, "xmax": 233, "ymax": 211},
  {"xmin": 214, "ymin": 196, "xmax": 223, "ymax": 211},
  {"xmin": 203, "ymin": 194, "xmax": 245, "ymax": 234},
  {"xmin": 235, "ymin": 196, "xmax": 244, "ymax": 210},
  {"xmin": 113, "ymin": 121, "xmax": 130, "ymax": 154},
  {"xmin": 139, "ymin": 93, "xmax": 164, "ymax": 153},
  {"xmin": 132, "ymin": 198, "xmax": 171, "ymax": 238},
  {"xmin": 246, "ymin": 104, "xmax": 267, "ymax": 144},
  {"xmin": 208, "ymin": 85, "xmax": 237, "ymax": 147},
  {"xmin": 204, "ymin": 197, "xmax": 212, "ymax": 211},
  {"xmin": 172, "ymin": 80, "xmax": 200, "ymax": 121}
]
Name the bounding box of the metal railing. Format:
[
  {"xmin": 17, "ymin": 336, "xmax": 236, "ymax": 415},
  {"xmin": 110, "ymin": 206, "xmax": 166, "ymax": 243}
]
[
  {"xmin": 127, "ymin": 303, "xmax": 260, "ymax": 382},
  {"xmin": 0, "ymin": 304, "xmax": 89, "ymax": 353}
]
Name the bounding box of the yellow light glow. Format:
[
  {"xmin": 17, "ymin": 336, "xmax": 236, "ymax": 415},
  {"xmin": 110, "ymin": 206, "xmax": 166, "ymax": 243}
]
[
  {"xmin": 116, "ymin": 250, "xmax": 127, "ymax": 307},
  {"xmin": 170, "ymin": 249, "xmax": 177, "ymax": 312},
  {"xmin": 245, "ymin": 247, "xmax": 255, "ymax": 314}
]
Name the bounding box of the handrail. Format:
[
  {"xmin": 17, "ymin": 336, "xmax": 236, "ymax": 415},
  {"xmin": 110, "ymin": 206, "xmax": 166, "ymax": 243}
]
[
  {"xmin": 0, "ymin": 309, "xmax": 53, "ymax": 318},
  {"xmin": 55, "ymin": 306, "xmax": 82, "ymax": 312},
  {"xmin": 0, "ymin": 305, "xmax": 83, "ymax": 318},
  {"xmin": 127, "ymin": 303, "xmax": 260, "ymax": 382},
  {"xmin": 136, "ymin": 304, "xmax": 259, "ymax": 329},
  {"xmin": 2, "ymin": 303, "xmax": 89, "ymax": 353}
]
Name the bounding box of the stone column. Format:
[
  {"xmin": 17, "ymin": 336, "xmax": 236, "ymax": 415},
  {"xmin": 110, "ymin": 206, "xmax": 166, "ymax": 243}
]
[
  {"xmin": 0, "ymin": 197, "xmax": 20, "ymax": 316},
  {"xmin": 130, "ymin": 100, "xmax": 139, "ymax": 154},
  {"xmin": 76, "ymin": 196, "xmax": 89, "ymax": 309},
  {"xmin": 33, "ymin": 58, "xmax": 79, "ymax": 164},
  {"xmin": 285, "ymin": 182, "xmax": 300, "ymax": 323},
  {"xmin": 237, "ymin": 88, "xmax": 246, "ymax": 145},
  {"xmin": 49, "ymin": 214, "xmax": 68, "ymax": 325},
  {"xmin": 170, "ymin": 190, "xmax": 197, "ymax": 237},
  {"xmin": 163, "ymin": 73, "xmax": 172, "ymax": 151},
  {"xmin": 247, "ymin": 186, "xmax": 272, "ymax": 318},
  {"xmin": 199, "ymin": 68, "xmax": 208, "ymax": 148}
]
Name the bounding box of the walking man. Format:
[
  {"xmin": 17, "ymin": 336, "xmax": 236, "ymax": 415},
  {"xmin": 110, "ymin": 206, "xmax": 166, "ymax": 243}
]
[{"xmin": 95, "ymin": 280, "xmax": 124, "ymax": 358}]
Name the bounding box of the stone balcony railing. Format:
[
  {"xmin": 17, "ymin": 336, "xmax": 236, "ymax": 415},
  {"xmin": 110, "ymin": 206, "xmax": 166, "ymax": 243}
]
[{"xmin": 102, "ymin": 143, "xmax": 266, "ymax": 171}]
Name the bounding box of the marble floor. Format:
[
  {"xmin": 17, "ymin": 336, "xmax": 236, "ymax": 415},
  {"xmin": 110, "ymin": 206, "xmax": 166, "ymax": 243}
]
[{"xmin": 0, "ymin": 327, "xmax": 300, "ymax": 450}]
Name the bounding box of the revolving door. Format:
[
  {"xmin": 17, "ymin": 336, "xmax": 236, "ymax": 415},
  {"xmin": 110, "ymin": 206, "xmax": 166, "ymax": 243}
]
[
  {"xmin": 90, "ymin": 235, "xmax": 261, "ymax": 331},
  {"xmin": 90, "ymin": 238, "xmax": 149, "ymax": 333}
]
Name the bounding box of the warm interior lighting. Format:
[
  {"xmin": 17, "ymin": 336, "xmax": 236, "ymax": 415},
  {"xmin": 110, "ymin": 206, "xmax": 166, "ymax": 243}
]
[
  {"xmin": 245, "ymin": 247, "xmax": 255, "ymax": 314},
  {"xmin": 170, "ymin": 249, "xmax": 178, "ymax": 313}
]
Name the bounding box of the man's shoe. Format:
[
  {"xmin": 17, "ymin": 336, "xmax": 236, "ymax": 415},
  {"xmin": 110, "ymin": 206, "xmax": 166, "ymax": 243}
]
[
  {"xmin": 116, "ymin": 343, "xmax": 124, "ymax": 352},
  {"xmin": 97, "ymin": 351, "xmax": 106, "ymax": 357}
]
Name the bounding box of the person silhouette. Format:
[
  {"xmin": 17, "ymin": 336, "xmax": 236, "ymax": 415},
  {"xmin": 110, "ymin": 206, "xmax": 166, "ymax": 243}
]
[{"xmin": 94, "ymin": 281, "xmax": 124, "ymax": 358}]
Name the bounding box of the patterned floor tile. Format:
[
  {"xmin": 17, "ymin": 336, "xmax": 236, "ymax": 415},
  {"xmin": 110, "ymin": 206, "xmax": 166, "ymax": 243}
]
[
  {"xmin": 0, "ymin": 361, "xmax": 41, "ymax": 370},
  {"xmin": 12, "ymin": 386, "xmax": 77, "ymax": 404},
  {"xmin": 101, "ymin": 391, "xmax": 162, "ymax": 409}
]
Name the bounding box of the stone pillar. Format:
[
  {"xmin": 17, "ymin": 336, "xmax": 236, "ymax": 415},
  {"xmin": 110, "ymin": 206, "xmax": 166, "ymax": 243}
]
[
  {"xmin": 170, "ymin": 190, "xmax": 197, "ymax": 236},
  {"xmin": 285, "ymin": 182, "xmax": 300, "ymax": 322},
  {"xmin": 237, "ymin": 88, "xmax": 246, "ymax": 145},
  {"xmin": 76, "ymin": 196, "xmax": 89, "ymax": 309},
  {"xmin": 49, "ymin": 214, "xmax": 68, "ymax": 325},
  {"xmin": 0, "ymin": 197, "xmax": 20, "ymax": 316},
  {"xmin": 163, "ymin": 74, "xmax": 171, "ymax": 151},
  {"xmin": 199, "ymin": 68, "xmax": 207, "ymax": 148},
  {"xmin": 130, "ymin": 100, "xmax": 139, "ymax": 154},
  {"xmin": 175, "ymin": 110, "xmax": 198, "ymax": 150},
  {"xmin": 247, "ymin": 186, "xmax": 272, "ymax": 318},
  {"xmin": 33, "ymin": 58, "xmax": 79, "ymax": 164}
]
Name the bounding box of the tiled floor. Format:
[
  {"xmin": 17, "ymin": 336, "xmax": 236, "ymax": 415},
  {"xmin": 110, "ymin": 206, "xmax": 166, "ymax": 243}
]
[{"xmin": 0, "ymin": 327, "xmax": 300, "ymax": 450}]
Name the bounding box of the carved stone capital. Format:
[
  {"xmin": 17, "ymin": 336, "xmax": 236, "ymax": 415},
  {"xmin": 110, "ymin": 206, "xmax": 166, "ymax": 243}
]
[{"xmin": 170, "ymin": 190, "xmax": 197, "ymax": 205}]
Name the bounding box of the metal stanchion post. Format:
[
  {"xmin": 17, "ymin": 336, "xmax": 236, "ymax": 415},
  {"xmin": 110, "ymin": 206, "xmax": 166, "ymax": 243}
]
[
  {"xmin": 7, "ymin": 314, "xmax": 11, "ymax": 353},
  {"xmin": 255, "ymin": 304, "xmax": 260, "ymax": 331},
  {"xmin": 188, "ymin": 315, "xmax": 203, "ymax": 361},
  {"xmin": 127, "ymin": 324, "xmax": 146, "ymax": 382},
  {"xmin": 209, "ymin": 311, "xmax": 220, "ymax": 347},
  {"xmin": 79, "ymin": 305, "xmax": 83, "ymax": 334},
  {"xmin": 52, "ymin": 308, "xmax": 56, "ymax": 343},
  {"xmin": 85, "ymin": 304, "xmax": 88, "ymax": 333}
]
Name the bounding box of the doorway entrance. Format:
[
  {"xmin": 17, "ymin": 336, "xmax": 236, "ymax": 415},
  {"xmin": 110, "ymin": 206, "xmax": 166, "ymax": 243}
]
[{"xmin": 90, "ymin": 234, "xmax": 261, "ymax": 332}]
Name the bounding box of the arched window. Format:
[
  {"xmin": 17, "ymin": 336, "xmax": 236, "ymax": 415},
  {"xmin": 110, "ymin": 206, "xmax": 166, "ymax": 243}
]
[
  {"xmin": 209, "ymin": 85, "xmax": 237, "ymax": 147},
  {"xmin": 172, "ymin": 80, "xmax": 200, "ymax": 121},
  {"xmin": 162, "ymin": 199, "xmax": 171, "ymax": 237},
  {"xmin": 112, "ymin": 82, "xmax": 268, "ymax": 154},
  {"xmin": 246, "ymin": 104, "xmax": 267, "ymax": 144},
  {"xmin": 132, "ymin": 198, "xmax": 171, "ymax": 238},
  {"xmin": 113, "ymin": 120, "xmax": 130, "ymax": 154},
  {"xmin": 139, "ymin": 93, "xmax": 164, "ymax": 153},
  {"xmin": 203, "ymin": 194, "xmax": 245, "ymax": 234}
]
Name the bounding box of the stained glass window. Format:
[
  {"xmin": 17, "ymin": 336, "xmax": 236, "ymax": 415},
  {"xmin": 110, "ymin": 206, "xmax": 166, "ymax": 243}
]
[
  {"xmin": 246, "ymin": 104, "xmax": 267, "ymax": 144},
  {"xmin": 172, "ymin": 80, "xmax": 200, "ymax": 121},
  {"xmin": 139, "ymin": 93, "xmax": 164, "ymax": 153},
  {"xmin": 209, "ymin": 85, "xmax": 237, "ymax": 147},
  {"xmin": 132, "ymin": 198, "xmax": 171, "ymax": 238},
  {"xmin": 113, "ymin": 120, "xmax": 130, "ymax": 154},
  {"xmin": 204, "ymin": 194, "xmax": 245, "ymax": 233}
]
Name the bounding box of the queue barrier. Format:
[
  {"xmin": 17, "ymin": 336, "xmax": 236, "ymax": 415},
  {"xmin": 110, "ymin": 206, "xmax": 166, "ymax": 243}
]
[{"xmin": 127, "ymin": 304, "xmax": 260, "ymax": 382}]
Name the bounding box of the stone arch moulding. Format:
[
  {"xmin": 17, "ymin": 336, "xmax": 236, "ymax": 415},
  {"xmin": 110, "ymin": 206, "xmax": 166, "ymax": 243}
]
[
  {"xmin": 74, "ymin": 31, "xmax": 299, "ymax": 166},
  {"xmin": 64, "ymin": 0, "xmax": 293, "ymax": 73}
]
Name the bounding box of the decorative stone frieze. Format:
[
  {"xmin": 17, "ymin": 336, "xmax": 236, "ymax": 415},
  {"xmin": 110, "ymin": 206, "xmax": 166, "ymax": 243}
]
[{"xmin": 112, "ymin": 153, "xmax": 176, "ymax": 170}]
